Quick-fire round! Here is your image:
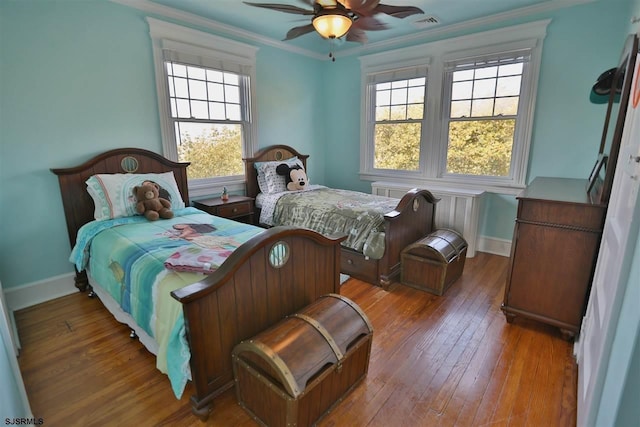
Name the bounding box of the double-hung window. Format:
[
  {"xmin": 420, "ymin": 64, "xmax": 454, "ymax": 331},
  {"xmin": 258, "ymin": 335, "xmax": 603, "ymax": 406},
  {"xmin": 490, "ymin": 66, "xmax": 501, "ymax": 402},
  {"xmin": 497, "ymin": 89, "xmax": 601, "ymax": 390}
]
[
  {"xmin": 368, "ymin": 67, "xmax": 428, "ymax": 173},
  {"xmin": 360, "ymin": 21, "xmax": 547, "ymax": 192},
  {"xmin": 443, "ymin": 52, "xmax": 529, "ymax": 182},
  {"xmin": 148, "ymin": 18, "xmax": 258, "ymax": 197}
]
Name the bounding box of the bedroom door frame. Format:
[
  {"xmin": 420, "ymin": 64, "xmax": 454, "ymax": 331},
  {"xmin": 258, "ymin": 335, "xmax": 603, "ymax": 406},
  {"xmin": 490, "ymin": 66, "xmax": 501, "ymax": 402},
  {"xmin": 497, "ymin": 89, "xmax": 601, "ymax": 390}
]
[{"xmin": 575, "ymin": 50, "xmax": 640, "ymax": 426}]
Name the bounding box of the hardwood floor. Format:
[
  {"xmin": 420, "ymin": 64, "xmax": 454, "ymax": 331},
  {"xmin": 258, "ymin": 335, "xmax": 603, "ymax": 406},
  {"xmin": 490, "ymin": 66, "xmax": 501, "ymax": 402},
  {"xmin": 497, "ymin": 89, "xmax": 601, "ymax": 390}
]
[{"xmin": 15, "ymin": 252, "xmax": 577, "ymax": 426}]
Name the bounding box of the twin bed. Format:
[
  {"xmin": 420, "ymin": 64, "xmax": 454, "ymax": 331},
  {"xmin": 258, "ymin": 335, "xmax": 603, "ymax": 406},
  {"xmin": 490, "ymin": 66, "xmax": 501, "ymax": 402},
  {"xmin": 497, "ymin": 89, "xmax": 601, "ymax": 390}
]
[
  {"xmin": 244, "ymin": 145, "xmax": 439, "ymax": 288},
  {"xmin": 51, "ymin": 145, "xmax": 437, "ymax": 419},
  {"xmin": 51, "ymin": 148, "xmax": 345, "ymax": 420}
]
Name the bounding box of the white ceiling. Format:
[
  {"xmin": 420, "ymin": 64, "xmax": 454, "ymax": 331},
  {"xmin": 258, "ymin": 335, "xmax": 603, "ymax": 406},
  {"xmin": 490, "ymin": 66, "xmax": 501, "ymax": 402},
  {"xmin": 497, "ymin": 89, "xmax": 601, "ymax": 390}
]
[{"xmin": 117, "ymin": 0, "xmax": 593, "ymax": 57}]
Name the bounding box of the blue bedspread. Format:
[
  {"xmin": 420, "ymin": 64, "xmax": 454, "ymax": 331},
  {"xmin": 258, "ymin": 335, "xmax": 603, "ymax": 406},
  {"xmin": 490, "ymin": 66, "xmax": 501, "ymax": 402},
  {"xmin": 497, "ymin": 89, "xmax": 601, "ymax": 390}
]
[{"xmin": 70, "ymin": 207, "xmax": 264, "ymax": 397}]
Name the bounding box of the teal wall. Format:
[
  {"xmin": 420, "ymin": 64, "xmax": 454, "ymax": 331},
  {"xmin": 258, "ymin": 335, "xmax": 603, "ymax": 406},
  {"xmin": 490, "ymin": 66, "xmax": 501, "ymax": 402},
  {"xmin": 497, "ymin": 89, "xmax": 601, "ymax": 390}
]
[{"xmin": 0, "ymin": 0, "xmax": 634, "ymax": 279}]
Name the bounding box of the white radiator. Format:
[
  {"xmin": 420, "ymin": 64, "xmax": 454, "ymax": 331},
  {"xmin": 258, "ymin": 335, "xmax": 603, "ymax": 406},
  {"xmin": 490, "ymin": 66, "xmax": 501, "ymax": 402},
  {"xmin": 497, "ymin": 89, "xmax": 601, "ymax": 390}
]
[{"xmin": 371, "ymin": 181, "xmax": 484, "ymax": 257}]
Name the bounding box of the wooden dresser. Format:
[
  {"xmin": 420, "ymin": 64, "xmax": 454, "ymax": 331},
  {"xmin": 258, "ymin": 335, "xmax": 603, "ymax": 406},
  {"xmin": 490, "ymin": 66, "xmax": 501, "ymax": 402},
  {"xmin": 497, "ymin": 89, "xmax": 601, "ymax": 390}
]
[{"xmin": 501, "ymin": 177, "xmax": 606, "ymax": 339}]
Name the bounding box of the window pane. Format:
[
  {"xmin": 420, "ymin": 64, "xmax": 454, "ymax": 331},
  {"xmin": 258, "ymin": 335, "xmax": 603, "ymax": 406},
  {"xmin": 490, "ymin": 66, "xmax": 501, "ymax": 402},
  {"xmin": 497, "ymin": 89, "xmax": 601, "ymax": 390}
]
[
  {"xmin": 175, "ymin": 122, "xmax": 243, "ymax": 178},
  {"xmin": 377, "ymin": 82, "xmax": 391, "ymax": 90},
  {"xmin": 188, "ymin": 79, "xmax": 207, "ymax": 100},
  {"xmin": 446, "ymin": 119, "xmax": 514, "ymax": 176},
  {"xmin": 391, "ymin": 88, "xmax": 408, "ymax": 105},
  {"xmin": 190, "ymin": 100, "xmax": 208, "ymax": 119},
  {"xmin": 475, "ymin": 66, "xmax": 497, "ymax": 79},
  {"xmin": 407, "ymin": 86, "xmax": 424, "ymax": 103},
  {"xmin": 224, "ymin": 72, "xmax": 239, "ymax": 85},
  {"xmin": 495, "ymin": 97, "xmax": 519, "ymax": 115},
  {"xmin": 208, "ymin": 82, "xmax": 224, "ymax": 102},
  {"xmin": 407, "ymin": 103, "xmax": 423, "ymax": 120},
  {"xmin": 173, "ymin": 77, "xmax": 188, "ymax": 98},
  {"xmin": 226, "ymin": 104, "xmax": 241, "ymax": 121},
  {"xmin": 496, "ymin": 75, "xmax": 522, "ymax": 97},
  {"xmin": 452, "ymin": 81, "xmax": 472, "ymax": 100},
  {"xmin": 206, "ymin": 69, "xmax": 223, "ymax": 83},
  {"xmin": 453, "ymin": 69, "xmax": 474, "ymax": 81},
  {"xmin": 209, "ymin": 102, "xmax": 225, "ymax": 120},
  {"xmin": 376, "ymin": 90, "xmax": 391, "ymax": 106},
  {"xmin": 176, "ymin": 99, "xmax": 190, "ymax": 118},
  {"xmin": 187, "ymin": 66, "xmax": 206, "ymax": 80},
  {"xmin": 172, "ymin": 63, "xmax": 187, "ymax": 77},
  {"xmin": 498, "ymin": 62, "xmax": 523, "ymax": 76},
  {"xmin": 408, "ymin": 77, "xmax": 426, "ymax": 87},
  {"xmin": 472, "ymin": 78, "xmax": 496, "ymax": 98},
  {"xmin": 390, "ymin": 105, "xmax": 407, "ymax": 120},
  {"xmin": 374, "ymin": 123, "xmax": 421, "ymax": 171},
  {"xmin": 471, "ymin": 99, "xmax": 494, "ymax": 117},
  {"xmin": 225, "ymin": 85, "xmax": 240, "ymax": 103},
  {"xmin": 376, "ymin": 106, "xmax": 390, "ymax": 121},
  {"xmin": 451, "ymin": 100, "xmax": 471, "ymax": 118}
]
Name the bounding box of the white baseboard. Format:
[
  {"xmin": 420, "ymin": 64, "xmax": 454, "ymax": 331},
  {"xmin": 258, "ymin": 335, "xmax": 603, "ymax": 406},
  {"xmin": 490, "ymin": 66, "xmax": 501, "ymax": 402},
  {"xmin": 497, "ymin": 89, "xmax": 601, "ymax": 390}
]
[
  {"xmin": 4, "ymin": 272, "xmax": 78, "ymax": 313},
  {"xmin": 477, "ymin": 235, "xmax": 512, "ymax": 257}
]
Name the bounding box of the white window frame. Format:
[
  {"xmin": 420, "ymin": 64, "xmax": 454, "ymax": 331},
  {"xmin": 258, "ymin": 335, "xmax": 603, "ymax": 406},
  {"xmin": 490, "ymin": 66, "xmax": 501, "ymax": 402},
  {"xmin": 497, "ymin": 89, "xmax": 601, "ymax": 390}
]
[
  {"xmin": 147, "ymin": 18, "xmax": 259, "ymax": 198},
  {"xmin": 364, "ymin": 64, "xmax": 430, "ymax": 179},
  {"xmin": 359, "ymin": 20, "xmax": 549, "ymax": 194}
]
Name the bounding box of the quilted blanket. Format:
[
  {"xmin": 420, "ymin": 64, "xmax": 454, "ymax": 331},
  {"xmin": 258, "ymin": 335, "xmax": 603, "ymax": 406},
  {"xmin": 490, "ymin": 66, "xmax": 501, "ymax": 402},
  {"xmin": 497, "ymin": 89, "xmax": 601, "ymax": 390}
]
[
  {"xmin": 259, "ymin": 187, "xmax": 399, "ymax": 259},
  {"xmin": 70, "ymin": 207, "xmax": 263, "ymax": 398}
]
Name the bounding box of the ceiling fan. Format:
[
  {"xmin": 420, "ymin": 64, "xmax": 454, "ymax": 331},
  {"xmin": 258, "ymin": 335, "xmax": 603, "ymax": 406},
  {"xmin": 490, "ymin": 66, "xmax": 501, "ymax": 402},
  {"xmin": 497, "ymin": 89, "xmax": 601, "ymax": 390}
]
[{"xmin": 244, "ymin": 0, "xmax": 424, "ymax": 43}]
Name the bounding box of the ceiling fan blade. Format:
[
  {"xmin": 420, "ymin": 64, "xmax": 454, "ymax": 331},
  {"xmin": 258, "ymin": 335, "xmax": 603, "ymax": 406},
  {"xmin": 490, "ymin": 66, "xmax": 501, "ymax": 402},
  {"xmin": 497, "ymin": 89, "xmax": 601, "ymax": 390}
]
[
  {"xmin": 243, "ymin": 2, "xmax": 314, "ymax": 15},
  {"xmin": 284, "ymin": 23, "xmax": 316, "ymax": 40},
  {"xmin": 341, "ymin": 0, "xmax": 380, "ymax": 15},
  {"xmin": 374, "ymin": 4, "xmax": 424, "ymax": 19},
  {"xmin": 352, "ymin": 16, "xmax": 388, "ymax": 31},
  {"xmin": 345, "ymin": 28, "xmax": 369, "ymax": 44}
]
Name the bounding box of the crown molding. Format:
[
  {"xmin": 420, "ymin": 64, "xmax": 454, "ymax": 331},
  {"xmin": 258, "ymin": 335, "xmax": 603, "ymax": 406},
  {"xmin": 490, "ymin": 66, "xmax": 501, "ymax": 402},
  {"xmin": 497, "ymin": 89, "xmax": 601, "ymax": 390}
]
[
  {"xmin": 110, "ymin": 0, "xmax": 326, "ymax": 60},
  {"xmin": 112, "ymin": 0, "xmax": 595, "ymax": 61},
  {"xmin": 336, "ymin": 0, "xmax": 596, "ymax": 58}
]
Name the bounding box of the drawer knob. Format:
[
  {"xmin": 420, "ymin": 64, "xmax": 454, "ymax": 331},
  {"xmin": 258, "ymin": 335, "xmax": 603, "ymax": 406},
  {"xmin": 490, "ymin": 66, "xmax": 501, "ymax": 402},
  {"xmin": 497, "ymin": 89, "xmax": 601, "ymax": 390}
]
[
  {"xmin": 232, "ymin": 208, "xmax": 238, "ymax": 213},
  {"xmin": 347, "ymin": 259, "xmax": 353, "ymax": 265}
]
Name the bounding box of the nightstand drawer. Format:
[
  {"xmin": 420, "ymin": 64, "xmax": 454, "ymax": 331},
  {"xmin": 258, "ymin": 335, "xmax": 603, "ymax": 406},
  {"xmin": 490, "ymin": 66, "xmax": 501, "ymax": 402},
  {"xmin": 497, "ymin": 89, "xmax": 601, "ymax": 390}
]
[
  {"xmin": 217, "ymin": 201, "xmax": 252, "ymax": 218},
  {"xmin": 192, "ymin": 195, "xmax": 256, "ymax": 224}
]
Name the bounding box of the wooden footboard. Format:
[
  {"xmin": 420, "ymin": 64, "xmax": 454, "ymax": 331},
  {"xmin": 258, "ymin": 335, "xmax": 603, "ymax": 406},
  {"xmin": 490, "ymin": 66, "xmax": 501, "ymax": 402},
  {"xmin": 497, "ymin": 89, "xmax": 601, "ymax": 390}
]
[
  {"xmin": 340, "ymin": 189, "xmax": 439, "ymax": 288},
  {"xmin": 171, "ymin": 226, "xmax": 345, "ymax": 420}
]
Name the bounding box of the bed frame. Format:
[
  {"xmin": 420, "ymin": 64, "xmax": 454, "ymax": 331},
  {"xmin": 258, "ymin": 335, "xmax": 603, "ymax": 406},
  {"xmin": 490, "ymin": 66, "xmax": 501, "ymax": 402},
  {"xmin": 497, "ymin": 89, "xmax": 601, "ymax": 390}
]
[
  {"xmin": 51, "ymin": 148, "xmax": 345, "ymax": 420},
  {"xmin": 243, "ymin": 145, "xmax": 439, "ymax": 288}
]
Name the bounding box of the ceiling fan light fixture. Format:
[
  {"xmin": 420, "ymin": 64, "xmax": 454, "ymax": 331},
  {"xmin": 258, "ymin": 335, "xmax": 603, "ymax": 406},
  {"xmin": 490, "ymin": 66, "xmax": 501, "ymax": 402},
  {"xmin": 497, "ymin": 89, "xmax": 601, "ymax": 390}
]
[{"xmin": 312, "ymin": 8, "xmax": 352, "ymax": 39}]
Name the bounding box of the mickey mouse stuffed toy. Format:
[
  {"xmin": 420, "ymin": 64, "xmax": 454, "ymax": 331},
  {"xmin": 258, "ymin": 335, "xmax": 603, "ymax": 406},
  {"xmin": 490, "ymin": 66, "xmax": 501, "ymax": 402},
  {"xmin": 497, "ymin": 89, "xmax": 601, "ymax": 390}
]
[{"xmin": 276, "ymin": 163, "xmax": 309, "ymax": 191}]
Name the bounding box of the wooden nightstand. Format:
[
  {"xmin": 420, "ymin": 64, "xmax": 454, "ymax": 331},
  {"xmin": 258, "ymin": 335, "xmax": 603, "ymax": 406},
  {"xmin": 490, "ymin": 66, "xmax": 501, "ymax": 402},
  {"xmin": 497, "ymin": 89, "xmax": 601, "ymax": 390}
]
[{"xmin": 193, "ymin": 195, "xmax": 256, "ymax": 224}]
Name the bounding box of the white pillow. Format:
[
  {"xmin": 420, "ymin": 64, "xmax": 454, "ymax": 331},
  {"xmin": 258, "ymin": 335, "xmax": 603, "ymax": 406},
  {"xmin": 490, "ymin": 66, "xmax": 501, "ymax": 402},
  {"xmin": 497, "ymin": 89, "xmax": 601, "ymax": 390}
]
[
  {"xmin": 86, "ymin": 172, "xmax": 186, "ymax": 220},
  {"xmin": 255, "ymin": 157, "xmax": 305, "ymax": 194}
]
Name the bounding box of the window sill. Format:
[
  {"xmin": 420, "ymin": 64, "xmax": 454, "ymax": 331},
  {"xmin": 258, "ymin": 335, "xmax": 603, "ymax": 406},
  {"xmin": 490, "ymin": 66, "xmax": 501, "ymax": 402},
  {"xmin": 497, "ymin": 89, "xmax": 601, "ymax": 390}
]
[
  {"xmin": 362, "ymin": 175, "xmax": 525, "ymax": 196},
  {"xmin": 188, "ymin": 178, "xmax": 247, "ymax": 199}
]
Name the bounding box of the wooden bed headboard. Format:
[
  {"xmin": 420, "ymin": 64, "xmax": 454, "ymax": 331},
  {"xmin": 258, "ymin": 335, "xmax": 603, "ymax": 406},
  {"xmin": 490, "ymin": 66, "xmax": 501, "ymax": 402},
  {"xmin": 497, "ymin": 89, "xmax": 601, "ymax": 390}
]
[
  {"xmin": 51, "ymin": 148, "xmax": 191, "ymax": 251},
  {"xmin": 243, "ymin": 145, "xmax": 309, "ymax": 199}
]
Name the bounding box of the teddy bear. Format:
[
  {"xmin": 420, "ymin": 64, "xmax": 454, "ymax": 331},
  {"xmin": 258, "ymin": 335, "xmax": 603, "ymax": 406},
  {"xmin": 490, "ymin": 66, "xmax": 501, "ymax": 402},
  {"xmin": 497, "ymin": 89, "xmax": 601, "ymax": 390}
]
[
  {"xmin": 276, "ymin": 163, "xmax": 309, "ymax": 191},
  {"xmin": 134, "ymin": 181, "xmax": 174, "ymax": 221}
]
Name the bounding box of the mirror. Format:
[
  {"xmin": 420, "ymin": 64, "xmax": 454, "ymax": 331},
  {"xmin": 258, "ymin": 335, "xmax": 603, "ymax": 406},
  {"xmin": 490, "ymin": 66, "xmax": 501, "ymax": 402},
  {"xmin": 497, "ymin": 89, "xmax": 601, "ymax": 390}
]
[{"xmin": 590, "ymin": 34, "xmax": 639, "ymax": 204}]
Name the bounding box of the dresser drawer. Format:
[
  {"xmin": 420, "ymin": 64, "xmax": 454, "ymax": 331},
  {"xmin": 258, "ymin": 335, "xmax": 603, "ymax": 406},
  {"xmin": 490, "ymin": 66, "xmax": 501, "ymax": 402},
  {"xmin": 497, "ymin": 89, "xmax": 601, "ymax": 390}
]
[
  {"xmin": 217, "ymin": 201, "xmax": 253, "ymax": 218},
  {"xmin": 518, "ymin": 199, "xmax": 605, "ymax": 230}
]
